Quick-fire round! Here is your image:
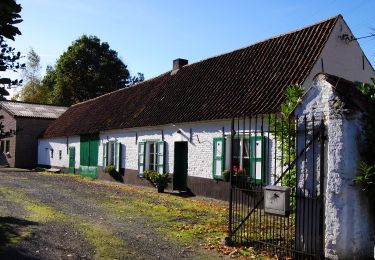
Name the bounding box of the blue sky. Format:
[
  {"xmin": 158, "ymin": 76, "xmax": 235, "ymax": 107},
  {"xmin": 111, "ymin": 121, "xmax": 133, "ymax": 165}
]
[{"xmin": 3, "ymin": 0, "xmax": 375, "ymax": 95}]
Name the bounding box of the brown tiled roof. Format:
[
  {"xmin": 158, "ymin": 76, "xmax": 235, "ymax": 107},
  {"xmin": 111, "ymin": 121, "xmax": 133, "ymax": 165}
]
[{"xmin": 42, "ymin": 16, "xmax": 339, "ymax": 138}]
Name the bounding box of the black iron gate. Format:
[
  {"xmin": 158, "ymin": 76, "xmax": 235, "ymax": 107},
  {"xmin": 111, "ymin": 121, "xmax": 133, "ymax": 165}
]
[{"xmin": 226, "ymin": 115, "xmax": 325, "ymax": 259}]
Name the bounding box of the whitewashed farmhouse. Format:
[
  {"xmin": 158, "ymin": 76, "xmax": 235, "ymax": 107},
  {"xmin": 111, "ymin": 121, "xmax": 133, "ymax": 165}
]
[{"xmin": 38, "ymin": 15, "xmax": 374, "ymax": 200}]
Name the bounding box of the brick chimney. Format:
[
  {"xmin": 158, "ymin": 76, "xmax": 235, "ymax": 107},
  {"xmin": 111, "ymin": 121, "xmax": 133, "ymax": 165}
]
[{"xmin": 171, "ymin": 58, "xmax": 188, "ymax": 75}]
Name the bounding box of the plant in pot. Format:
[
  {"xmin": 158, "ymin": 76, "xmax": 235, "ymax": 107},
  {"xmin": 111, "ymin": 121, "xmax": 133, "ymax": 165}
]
[{"xmin": 144, "ymin": 170, "xmax": 171, "ymax": 193}]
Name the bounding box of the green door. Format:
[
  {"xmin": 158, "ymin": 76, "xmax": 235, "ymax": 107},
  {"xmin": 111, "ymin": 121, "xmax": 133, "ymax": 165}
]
[
  {"xmin": 173, "ymin": 142, "xmax": 188, "ymax": 190},
  {"xmin": 80, "ymin": 135, "xmax": 99, "ymax": 178},
  {"xmin": 68, "ymin": 147, "xmax": 75, "ymax": 174}
]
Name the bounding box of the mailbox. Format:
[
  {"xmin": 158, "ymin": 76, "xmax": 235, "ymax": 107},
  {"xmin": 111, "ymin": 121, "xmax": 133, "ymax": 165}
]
[{"xmin": 264, "ymin": 185, "xmax": 290, "ymax": 217}]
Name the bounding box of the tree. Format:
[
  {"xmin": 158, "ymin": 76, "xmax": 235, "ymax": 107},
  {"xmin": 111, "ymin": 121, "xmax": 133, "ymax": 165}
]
[
  {"xmin": 0, "ymin": 0, "xmax": 24, "ymax": 100},
  {"xmin": 13, "ymin": 48, "xmax": 48, "ymax": 103},
  {"xmin": 43, "ymin": 35, "xmax": 131, "ymax": 106}
]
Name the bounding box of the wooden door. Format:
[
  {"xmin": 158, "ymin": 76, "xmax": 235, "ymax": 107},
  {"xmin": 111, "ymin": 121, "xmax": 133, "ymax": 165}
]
[{"xmin": 173, "ymin": 142, "xmax": 188, "ymax": 190}]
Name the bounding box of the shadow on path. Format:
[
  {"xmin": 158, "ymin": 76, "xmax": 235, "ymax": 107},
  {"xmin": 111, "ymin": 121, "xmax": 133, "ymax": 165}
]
[{"xmin": 0, "ymin": 216, "xmax": 38, "ymax": 259}]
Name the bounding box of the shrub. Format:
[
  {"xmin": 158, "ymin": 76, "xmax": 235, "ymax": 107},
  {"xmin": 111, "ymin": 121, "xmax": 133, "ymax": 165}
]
[{"xmin": 105, "ymin": 165, "xmax": 116, "ymax": 175}]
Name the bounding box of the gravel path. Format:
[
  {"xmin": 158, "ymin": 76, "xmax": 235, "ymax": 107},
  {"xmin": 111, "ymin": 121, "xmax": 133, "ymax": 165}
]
[{"xmin": 0, "ymin": 171, "xmax": 227, "ymax": 260}]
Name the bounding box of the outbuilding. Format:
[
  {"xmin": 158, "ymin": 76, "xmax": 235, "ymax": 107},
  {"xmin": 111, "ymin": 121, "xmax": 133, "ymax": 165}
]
[{"xmin": 0, "ymin": 101, "xmax": 67, "ymax": 168}]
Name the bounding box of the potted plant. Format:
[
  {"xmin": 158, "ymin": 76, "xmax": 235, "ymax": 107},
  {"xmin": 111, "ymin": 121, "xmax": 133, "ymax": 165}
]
[{"xmin": 144, "ymin": 170, "xmax": 171, "ymax": 193}]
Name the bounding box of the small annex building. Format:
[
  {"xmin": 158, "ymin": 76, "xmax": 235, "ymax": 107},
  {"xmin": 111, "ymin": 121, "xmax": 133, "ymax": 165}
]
[
  {"xmin": 0, "ymin": 101, "xmax": 67, "ymax": 169},
  {"xmin": 38, "ymin": 15, "xmax": 374, "ymax": 200}
]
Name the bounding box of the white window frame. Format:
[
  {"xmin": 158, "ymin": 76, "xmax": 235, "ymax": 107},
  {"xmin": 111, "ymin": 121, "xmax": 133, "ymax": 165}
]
[
  {"xmin": 103, "ymin": 140, "xmax": 122, "ymax": 172},
  {"xmin": 138, "ymin": 140, "xmax": 165, "ymax": 176}
]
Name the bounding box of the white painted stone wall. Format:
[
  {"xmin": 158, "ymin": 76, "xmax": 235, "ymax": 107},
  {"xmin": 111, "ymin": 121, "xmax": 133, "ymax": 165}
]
[
  {"xmin": 38, "ymin": 136, "xmax": 80, "ymax": 169},
  {"xmin": 99, "ymin": 120, "xmax": 233, "ymax": 179},
  {"xmin": 303, "ymin": 16, "xmax": 374, "ymax": 89},
  {"xmin": 38, "ymin": 119, "xmax": 278, "ymax": 182},
  {"xmin": 295, "ymin": 74, "xmax": 374, "ymax": 259}
]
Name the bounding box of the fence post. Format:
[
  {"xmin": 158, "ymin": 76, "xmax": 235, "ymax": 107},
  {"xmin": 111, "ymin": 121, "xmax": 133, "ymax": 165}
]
[
  {"xmin": 319, "ymin": 119, "xmax": 326, "ymax": 259},
  {"xmin": 225, "ymin": 118, "xmax": 235, "ymax": 246}
]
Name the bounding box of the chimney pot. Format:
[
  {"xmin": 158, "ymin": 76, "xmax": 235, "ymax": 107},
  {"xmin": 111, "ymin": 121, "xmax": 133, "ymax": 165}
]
[{"xmin": 173, "ymin": 58, "xmax": 188, "ymax": 71}]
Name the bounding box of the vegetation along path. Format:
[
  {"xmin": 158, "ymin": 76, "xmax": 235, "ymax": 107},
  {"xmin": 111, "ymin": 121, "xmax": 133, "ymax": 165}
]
[{"xmin": 0, "ymin": 170, "xmax": 238, "ymax": 259}]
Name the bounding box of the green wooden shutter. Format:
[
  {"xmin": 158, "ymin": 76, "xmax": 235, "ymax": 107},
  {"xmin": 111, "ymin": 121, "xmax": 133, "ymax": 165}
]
[
  {"xmin": 138, "ymin": 141, "xmax": 146, "ymax": 176},
  {"xmin": 115, "ymin": 141, "xmax": 122, "ymax": 172},
  {"xmin": 156, "ymin": 141, "xmax": 166, "ymax": 174},
  {"xmin": 80, "ymin": 136, "xmax": 89, "ymax": 166},
  {"xmin": 212, "ymin": 137, "xmax": 225, "ymax": 180},
  {"xmin": 250, "ymin": 136, "xmax": 266, "ymax": 184},
  {"xmin": 89, "ymin": 136, "xmax": 99, "ymax": 166}
]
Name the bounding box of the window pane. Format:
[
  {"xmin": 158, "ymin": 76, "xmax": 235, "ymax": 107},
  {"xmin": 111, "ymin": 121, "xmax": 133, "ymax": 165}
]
[
  {"xmin": 158, "ymin": 143, "xmax": 163, "ymax": 154},
  {"xmin": 243, "ymin": 158, "xmax": 250, "ymax": 175},
  {"xmin": 256, "ymin": 161, "xmax": 262, "ymax": 180},
  {"xmin": 215, "ymin": 141, "xmax": 222, "ymax": 157},
  {"xmin": 150, "ymin": 143, "xmax": 154, "ymax": 153},
  {"xmin": 233, "ymin": 158, "xmax": 240, "ymax": 171},
  {"xmin": 158, "ymin": 155, "xmax": 163, "ymax": 165},
  {"xmin": 215, "ymin": 160, "xmax": 222, "ymax": 176},
  {"xmin": 255, "ymin": 139, "xmax": 262, "ymax": 158},
  {"xmin": 232, "ymin": 139, "xmax": 240, "ymax": 157},
  {"xmin": 108, "ymin": 143, "xmax": 115, "ymax": 165},
  {"xmin": 243, "ymin": 139, "xmax": 250, "ymax": 158}
]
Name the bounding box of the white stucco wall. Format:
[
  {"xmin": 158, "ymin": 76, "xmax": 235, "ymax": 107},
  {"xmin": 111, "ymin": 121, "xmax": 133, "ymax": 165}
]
[
  {"xmin": 295, "ymin": 74, "xmax": 374, "ymax": 259},
  {"xmin": 303, "ymin": 16, "xmax": 374, "ymax": 89},
  {"xmin": 38, "ymin": 136, "xmax": 80, "ymax": 169}
]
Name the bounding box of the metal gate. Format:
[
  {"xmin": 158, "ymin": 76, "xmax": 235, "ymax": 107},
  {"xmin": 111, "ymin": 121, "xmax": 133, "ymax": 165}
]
[{"xmin": 226, "ymin": 115, "xmax": 325, "ymax": 259}]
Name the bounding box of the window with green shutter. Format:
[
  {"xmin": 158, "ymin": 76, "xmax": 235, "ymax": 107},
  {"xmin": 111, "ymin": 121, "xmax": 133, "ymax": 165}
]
[
  {"xmin": 103, "ymin": 140, "xmax": 122, "ymax": 172},
  {"xmin": 212, "ymin": 137, "xmax": 225, "ymax": 180},
  {"xmin": 138, "ymin": 140, "xmax": 166, "ymax": 176},
  {"xmin": 220, "ymin": 135, "xmax": 267, "ymax": 183}
]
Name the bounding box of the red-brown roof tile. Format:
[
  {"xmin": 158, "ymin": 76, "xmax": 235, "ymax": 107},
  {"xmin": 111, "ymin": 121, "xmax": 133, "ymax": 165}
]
[{"xmin": 42, "ymin": 16, "xmax": 339, "ymax": 138}]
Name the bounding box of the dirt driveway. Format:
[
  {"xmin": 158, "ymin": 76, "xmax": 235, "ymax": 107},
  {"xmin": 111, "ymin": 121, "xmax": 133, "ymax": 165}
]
[{"xmin": 0, "ymin": 170, "xmax": 230, "ymax": 259}]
